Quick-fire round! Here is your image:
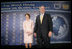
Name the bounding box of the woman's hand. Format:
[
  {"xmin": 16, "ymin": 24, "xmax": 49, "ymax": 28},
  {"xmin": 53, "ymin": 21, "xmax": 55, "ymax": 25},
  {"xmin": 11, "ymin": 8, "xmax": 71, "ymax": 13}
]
[
  {"xmin": 27, "ymin": 31, "xmax": 32, "ymax": 36},
  {"xmin": 28, "ymin": 33, "xmax": 33, "ymax": 36},
  {"xmin": 27, "ymin": 31, "xmax": 31, "ymax": 34}
]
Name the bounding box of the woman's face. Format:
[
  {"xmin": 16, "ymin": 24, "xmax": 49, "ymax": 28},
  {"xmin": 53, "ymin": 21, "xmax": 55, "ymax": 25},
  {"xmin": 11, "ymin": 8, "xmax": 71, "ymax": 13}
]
[{"xmin": 25, "ymin": 15, "xmax": 30, "ymax": 20}]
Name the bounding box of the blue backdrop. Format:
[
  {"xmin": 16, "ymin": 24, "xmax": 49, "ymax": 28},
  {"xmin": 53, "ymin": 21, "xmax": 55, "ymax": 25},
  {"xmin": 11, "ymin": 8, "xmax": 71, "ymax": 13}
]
[{"xmin": 1, "ymin": 1, "xmax": 71, "ymax": 45}]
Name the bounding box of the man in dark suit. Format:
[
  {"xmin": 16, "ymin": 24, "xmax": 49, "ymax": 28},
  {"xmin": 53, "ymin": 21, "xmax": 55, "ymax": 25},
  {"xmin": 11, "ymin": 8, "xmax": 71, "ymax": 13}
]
[{"xmin": 34, "ymin": 5, "xmax": 53, "ymax": 48}]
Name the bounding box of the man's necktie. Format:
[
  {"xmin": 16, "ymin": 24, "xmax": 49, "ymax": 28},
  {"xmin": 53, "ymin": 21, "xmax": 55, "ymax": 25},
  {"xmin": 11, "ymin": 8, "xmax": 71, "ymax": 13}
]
[{"xmin": 40, "ymin": 15, "xmax": 43, "ymax": 24}]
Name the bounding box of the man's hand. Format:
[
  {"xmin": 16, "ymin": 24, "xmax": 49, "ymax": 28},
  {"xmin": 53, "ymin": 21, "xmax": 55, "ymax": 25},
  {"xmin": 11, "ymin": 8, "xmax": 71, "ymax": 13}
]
[
  {"xmin": 34, "ymin": 33, "xmax": 37, "ymax": 37},
  {"xmin": 48, "ymin": 31, "xmax": 52, "ymax": 37}
]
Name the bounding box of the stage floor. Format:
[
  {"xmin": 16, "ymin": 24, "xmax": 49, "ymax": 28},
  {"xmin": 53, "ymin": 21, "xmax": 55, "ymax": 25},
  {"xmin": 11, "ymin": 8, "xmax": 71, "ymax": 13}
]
[{"xmin": 1, "ymin": 43, "xmax": 72, "ymax": 48}]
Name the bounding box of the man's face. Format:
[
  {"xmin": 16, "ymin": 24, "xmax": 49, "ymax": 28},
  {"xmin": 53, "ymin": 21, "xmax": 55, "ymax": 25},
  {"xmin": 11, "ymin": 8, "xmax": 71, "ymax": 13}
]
[{"xmin": 39, "ymin": 6, "xmax": 45, "ymax": 14}]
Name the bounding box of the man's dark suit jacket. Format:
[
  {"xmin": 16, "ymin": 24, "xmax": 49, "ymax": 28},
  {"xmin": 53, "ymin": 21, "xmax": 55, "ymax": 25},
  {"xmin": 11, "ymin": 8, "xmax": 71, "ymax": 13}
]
[{"xmin": 34, "ymin": 13, "xmax": 53, "ymax": 35}]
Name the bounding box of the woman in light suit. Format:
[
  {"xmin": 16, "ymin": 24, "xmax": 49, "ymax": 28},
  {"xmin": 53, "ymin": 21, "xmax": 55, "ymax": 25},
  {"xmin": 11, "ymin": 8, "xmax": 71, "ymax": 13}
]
[{"xmin": 23, "ymin": 13, "xmax": 34, "ymax": 48}]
